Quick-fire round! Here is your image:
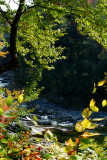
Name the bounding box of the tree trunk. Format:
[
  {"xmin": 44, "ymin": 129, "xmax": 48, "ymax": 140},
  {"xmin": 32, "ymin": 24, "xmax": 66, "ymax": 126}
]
[{"xmin": 0, "ymin": 0, "xmax": 25, "ymax": 74}]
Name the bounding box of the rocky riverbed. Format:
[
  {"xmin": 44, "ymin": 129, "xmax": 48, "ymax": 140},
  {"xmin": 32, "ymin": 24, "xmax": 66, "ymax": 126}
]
[{"xmin": 0, "ymin": 71, "xmax": 107, "ymax": 142}]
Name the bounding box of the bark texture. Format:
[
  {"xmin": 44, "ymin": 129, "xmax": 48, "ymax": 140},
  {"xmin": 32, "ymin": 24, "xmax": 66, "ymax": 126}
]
[{"xmin": 0, "ymin": 0, "xmax": 25, "ymax": 74}]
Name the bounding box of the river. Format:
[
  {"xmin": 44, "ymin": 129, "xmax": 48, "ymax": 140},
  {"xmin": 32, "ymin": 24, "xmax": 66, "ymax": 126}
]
[{"xmin": 0, "ymin": 71, "xmax": 107, "ymax": 142}]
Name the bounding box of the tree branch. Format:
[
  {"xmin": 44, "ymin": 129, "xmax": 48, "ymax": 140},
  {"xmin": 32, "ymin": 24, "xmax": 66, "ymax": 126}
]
[
  {"xmin": 10, "ymin": 0, "xmax": 25, "ymax": 59},
  {"xmin": 0, "ymin": 8, "xmax": 12, "ymax": 25}
]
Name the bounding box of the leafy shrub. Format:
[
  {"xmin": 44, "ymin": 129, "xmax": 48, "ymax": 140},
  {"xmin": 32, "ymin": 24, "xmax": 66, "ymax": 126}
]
[{"xmin": 0, "ymin": 89, "xmax": 43, "ymax": 159}]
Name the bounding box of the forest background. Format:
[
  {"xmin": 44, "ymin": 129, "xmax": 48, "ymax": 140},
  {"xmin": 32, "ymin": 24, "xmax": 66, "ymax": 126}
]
[{"xmin": 0, "ymin": 0, "xmax": 107, "ymax": 109}]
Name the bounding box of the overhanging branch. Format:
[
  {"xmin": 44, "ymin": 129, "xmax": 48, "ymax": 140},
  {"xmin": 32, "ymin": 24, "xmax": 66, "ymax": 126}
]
[{"xmin": 0, "ymin": 8, "xmax": 12, "ymax": 25}]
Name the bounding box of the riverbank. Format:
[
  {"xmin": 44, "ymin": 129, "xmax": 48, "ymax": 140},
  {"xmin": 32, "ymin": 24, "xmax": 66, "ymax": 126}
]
[{"xmin": 0, "ymin": 71, "xmax": 107, "ymax": 143}]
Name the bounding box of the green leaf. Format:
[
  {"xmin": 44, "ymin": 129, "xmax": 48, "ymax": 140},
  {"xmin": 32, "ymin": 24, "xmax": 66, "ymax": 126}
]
[
  {"xmin": 44, "ymin": 154, "xmax": 54, "ymax": 159},
  {"xmin": 71, "ymin": 155, "xmax": 82, "ymax": 160},
  {"xmin": 75, "ymin": 122, "xmax": 85, "ymax": 132},
  {"xmin": 102, "ymin": 99, "xmax": 107, "ymax": 107},
  {"xmin": 44, "ymin": 130, "xmax": 54, "ymax": 142},
  {"xmin": 52, "ymin": 142, "xmax": 61, "ymax": 153},
  {"xmin": 0, "ymin": 123, "xmax": 6, "ymax": 127},
  {"xmin": 6, "ymin": 96, "xmax": 13, "ymax": 106},
  {"xmin": 4, "ymin": 113, "xmax": 14, "ymax": 118},
  {"xmin": 33, "ymin": 115, "xmax": 37, "ymax": 122},
  {"xmin": 92, "ymin": 87, "xmax": 97, "ymax": 94},
  {"xmin": 1, "ymin": 139, "xmax": 8, "ymax": 143},
  {"xmin": 82, "ymin": 108, "xmax": 92, "ymax": 118},
  {"xmin": 0, "ymin": 148, "xmax": 3, "ymax": 152},
  {"xmin": 80, "ymin": 138, "xmax": 92, "ymax": 145},
  {"xmin": 0, "ymin": 108, "xmax": 3, "ymax": 116}
]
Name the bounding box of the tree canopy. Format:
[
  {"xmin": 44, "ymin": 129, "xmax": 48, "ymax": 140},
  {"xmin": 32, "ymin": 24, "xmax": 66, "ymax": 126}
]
[
  {"xmin": 0, "ymin": 0, "xmax": 106, "ymax": 70},
  {"xmin": 0, "ymin": 0, "xmax": 107, "ymax": 99}
]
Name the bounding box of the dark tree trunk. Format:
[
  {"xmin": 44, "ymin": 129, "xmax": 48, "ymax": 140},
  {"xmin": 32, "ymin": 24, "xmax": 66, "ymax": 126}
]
[{"xmin": 0, "ymin": 0, "xmax": 25, "ymax": 74}]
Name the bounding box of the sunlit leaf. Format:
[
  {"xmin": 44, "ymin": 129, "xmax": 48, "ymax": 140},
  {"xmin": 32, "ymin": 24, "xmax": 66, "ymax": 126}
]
[
  {"xmin": 87, "ymin": 123, "xmax": 98, "ymax": 129},
  {"xmin": 0, "ymin": 51, "xmax": 9, "ymax": 57},
  {"xmin": 31, "ymin": 126, "xmax": 43, "ymax": 135},
  {"xmin": 81, "ymin": 132, "xmax": 100, "ymax": 138},
  {"xmin": 75, "ymin": 121, "xmax": 85, "ymax": 132},
  {"xmin": 65, "ymin": 138, "xmax": 76, "ymax": 147},
  {"xmin": 33, "ymin": 115, "xmax": 37, "ymax": 122},
  {"xmin": 92, "ymin": 118, "xmax": 106, "ymax": 121},
  {"xmin": 44, "ymin": 130, "xmax": 54, "ymax": 142},
  {"xmin": 6, "ymin": 96, "xmax": 13, "ymax": 106},
  {"xmin": 82, "ymin": 118, "xmax": 91, "ymax": 128},
  {"xmin": 89, "ymin": 99, "xmax": 95, "ymax": 108},
  {"xmin": 89, "ymin": 99, "xmax": 99, "ymax": 112},
  {"xmin": 91, "ymin": 106, "xmax": 99, "ymax": 112},
  {"xmin": 98, "ymin": 80, "xmax": 105, "ymax": 86},
  {"xmin": 18, "ymin": 94, "xmax": 24, "ymax": 103},
  {"xmin": 102, "ymin": 99, "xmax": 107, "ymax": 107},
  {"xmin": 82, "ymin": 108, "xmax": 92, "ymax": 118},
  {"xmin": 0, "ymin": 108, "xmax": 3, "ymax": 116},
  {"xmin": 65, "ymin": 138, "xmax": 72, "ymax": 146},
  {"xmin": 92, "ymin": 87, "xmax": 97, "ymax": 94},
  {"xmin": 52, "ymin": 142, "xmax": 61, "ymax": 153}
]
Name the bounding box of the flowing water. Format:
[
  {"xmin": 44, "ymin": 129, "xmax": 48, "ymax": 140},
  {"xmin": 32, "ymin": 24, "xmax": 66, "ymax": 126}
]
[{"xmin": 0, "ymin": 71, "xmax": 107, "ymax": 142}]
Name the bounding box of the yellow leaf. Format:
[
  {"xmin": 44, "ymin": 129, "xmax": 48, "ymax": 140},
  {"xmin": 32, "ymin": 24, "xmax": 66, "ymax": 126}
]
[
  {"xmin": 44, "ymin": 130, "xmax": 54, "ymax": 142},
  {"xmin": 87, "ymin": 123, "xmax": 98, "ymax": 129},
  {"xmin": 82, "ymin": 118, "xmax": 91, "ymax": 129},
  {"xmin": 63, "ymin": 147, "xmax": 67, "ymax": 153},
  {"xmin": 0, "ymin": 51, "xmax": 9, "ymax": 57},
  {"xmin": 102, "ymin": 99, "xmax": 107, "ymax": 107},
  {"xmin": 82, "ymin": 108, "xmax": 92, "ymax": 118},
  {"xmin": 65, "ymin": 138, "xmax": 76, "ymax": 147},
  {"xmin": 75, "ymin": 121, "xmax": 85, "ymax": 132},
  {"xmin": 90, "ymin": 99, "xmax": 95, "ymax": 108},
  {"xmin": 91, "ymin": 106, "xmax": 99, "ymax": 112},
  {"xmin": 81, "ymin": 132, "xmax": 100, "ymax": 138},
  {"xmin": 18, "ymin": 94, "xmax": 24, "ymax": 103},
  {"xmin": 92, "ymin": 118, "xmax": 106, "ymax": 121},
  {"xmin": 52, "ymin": 142, "xmax": 61, "ymax": 153},
  {"xmin": 89, "ymin": 99, "xmax": 99, "ymax": 112},
  {"xmin": 98, "ymin": 80, "xmax": 105, "ymax": 86}
]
